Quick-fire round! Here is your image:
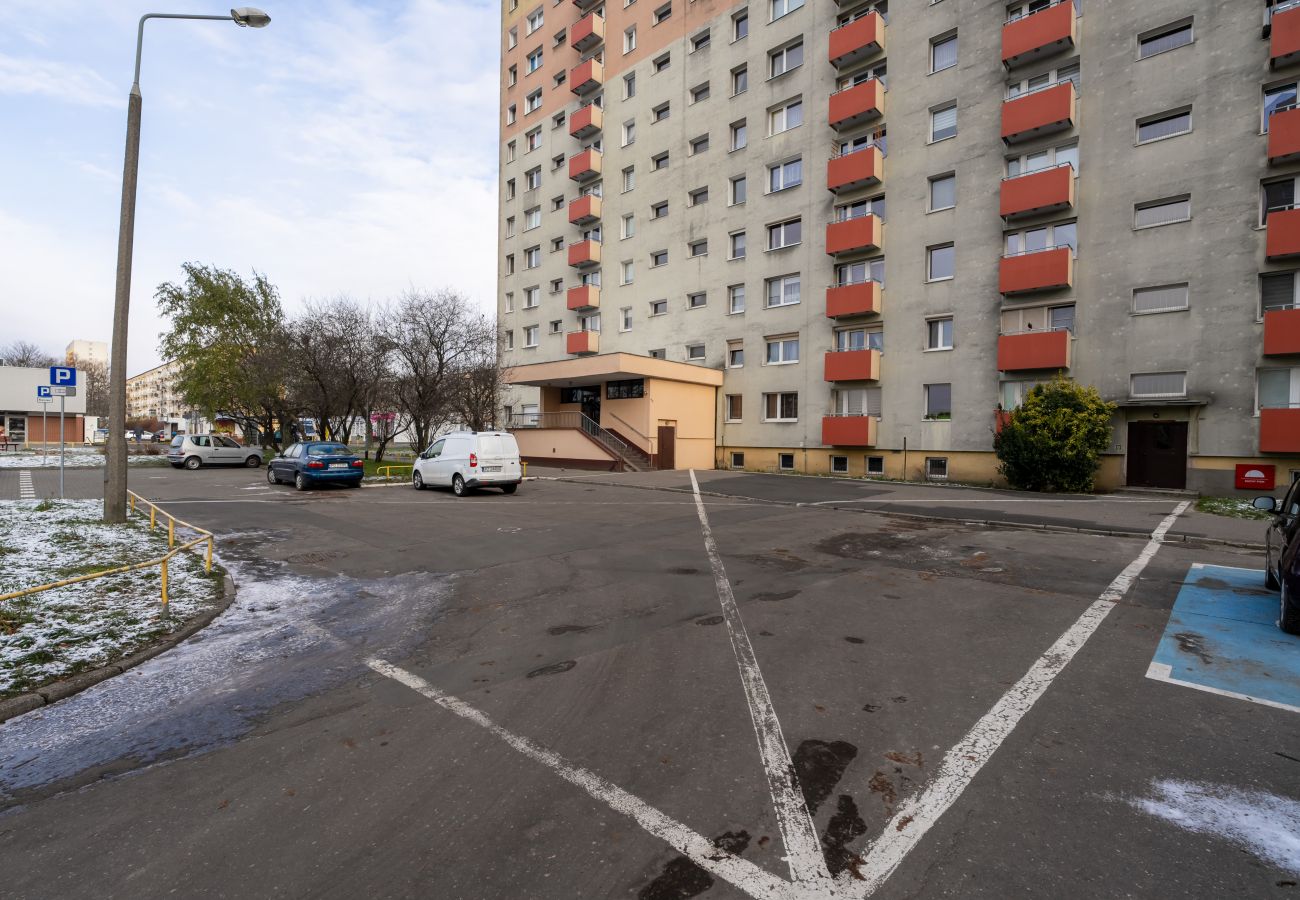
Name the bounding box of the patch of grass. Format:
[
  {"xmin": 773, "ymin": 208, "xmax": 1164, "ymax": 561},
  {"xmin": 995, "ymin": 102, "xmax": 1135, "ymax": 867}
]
[
  {"xmin": 0, "ymin": 608, "xmax": 35, "ymax": 635},
  {"xmin": 55, "ymin": 561, "xmax": 125, "ymax": 579},
  {"xmin": 34, "ymin": 499, "xmax": 55, "ymax": 512},
  {"xmin": 1195, "ymin": 497, "xmax": 1272, "ymax": 521}
]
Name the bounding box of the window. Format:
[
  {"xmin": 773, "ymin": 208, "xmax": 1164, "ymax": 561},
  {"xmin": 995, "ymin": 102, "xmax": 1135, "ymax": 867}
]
[
  {"xmin": 733, "ymin": 9, "xmax": 749, "ymax": 40},
  {"xmin": 930, "ymin": 103, "xmax": 957, "ymax": 141},
  {"xmin": 730, "ymin": 231, "xmax": 746, "ymax": 259},
  {"xmin": 770, "ymin": 98, "xmax": 803, "ymax": 134},
  {"xmin": 730, "ymin": 120, "xmax": 747, "ymax": 151},
  {"xmin": 621, "ymin": 260, "xmax": 634, "ymax": 283},
  {"xmin": 1259, "ymin": 367, "xmax": 1300, "ymax": 411},
  {"xmin": 689, "ymin": 240, "xmax": 708, "ymax": 258},
  {"xmin": 523, "ymin": 286, "xmax": 540, "ymax": 307},
  {"xmin": 652, "ymin": 152, "xmax": 670, "ymax": 170},
  {"xmin": 506, "ymin": 104, "xmax": 517, "ymax": 126},
  {"xmin": 505, "ymin": 329, "xmax": 515, "ymax": 349},
  {"xmin": 768, "ymin": 158, "xmax": 802, "ymax": 193},
  {"xmin": 525, "ymin": 167, "xmax": 541, "ymax": 190},
  {"xmin": 525, "ymin": 129, "xmax": 542, "ymax": 152},
  {"xmin": 621, "ymin": 120, "xmax": 636, "ymax": 147},
  {"xmin": 925, "ymin": 458, "xmax": 949, "ymax": 480},
  {"xmin": 1265, "ymin": 82, "xmax": 1297, "ymax": 132},
  {"xmin": 927, "ymin": 244, "xmax": 955, "ymax": 281},
  {"xmin": 1264, "ymin": 179, "xmax": 1298, "ymax": 224},
  {"xmin": 867, "ymin": 456, "xmax": 884, "ymax": 475},
  {"xmin": 766, "ymin": 274, "xmax": 800, "ymax": 307},
  {"xmin": 731, "ymin": 175, "xmax": 747, "ymax": 204},
  {"xmin": 526, "ymin": 7, "xmax": 544, "ymax": 33},
  {"xmin": 1135, "ymin": 283, "xmax": 1190, "ymax": 314},
  {"xmin": 689, "ymin": 187, "xmax": 708, "ymax": 205},
  {"xmin": 929, "ymin": 174, "xmax": 956, "ymax": 211},
  {"xmin": 620, "ymin": 306, "xmax": 633, "ymax": 331},
  {"xmin": 692, "ymin": 30, "xmax": 711, "ymax": 51},
  {"xmin": 770, "ymin": 0, "xmax": 803, "ymax": 21},
  {"xmin": 524, "ymin": 206, "xmax": 541, "ymax": 229},
  {"xmin": 650, "ymin": 299, "xmax": 668, "ymax": 315},
  {"xmin": 623, "ymin": 166, "xmax": 635, "ymax": 192},
  {"xmin": 727, "ymin": 340, "xmax": 744, "ymax": 368},
  {"xmin": 1135, "ymin": 196, "xmax": 1191, "ymax": 229},
  {"xmin": 770, "ymin": 42, "xmax": 804, "ymax": 78},
  {"xmin": 832, "ymin": 386, "xmax": 880, "ymax": 416},
  {"xmin": 1137, "ymin": 108, "xmax": 1192, "ymax": 144},
  {"xmin": 653, "ymin": 103, "xmax": 670, "ymax": 123},
  {"xmin": 927, "ymin": 317, "xmax": 954, "ymax": 350},
  {"xmin": 686, "ymin": 343, "xmax": 706, "ymax": 361},
  {"xmin": 651, "ymin": 249, "xmax": 668, "ymax": 267},
  {"xmin": 835, "ymin": 195, "xmax": 885, "ymax": 223},
  {"xmin": 764, "ymin": 393, "xmax": 799, "ymax": 422},
  {"xmin": 1139, "ymin": 21, "xmax": 1192, "ymax": 59},
  {"xmin": 653, "ymin": 2, "xmax": 671, "ymax": 25},
  {"xmin": 1049, "ymin": 305, "xmax": 1074, "ymax": 332},
  {"xmin": 836, "ymin": 258, "xmax": 886, "ymax": 287},
  {"xmin": 524, "ymin": 325, "xmax": 539, "ymax": 347},
  {"xmin": 551, "ymin": 153, "xmax": 564, "ymax": 171},
  {"xmin": 624, "ymin": 25, "xmax": 637, "ymax": 52},
  {"xmin": 1007, "ymin": 142, "xmax": 1077, "ymax": 176},
  {"xmin": 779, "ymin": 453, "xmax": 795, "ymax": 471},
  {"xmin": 624, "ymin": 72, "xmax": 636, "ymax": 99},
  {"xmin": 1006, "ymin": 63, "xmax": 1079, "ymax": 99},
  {"xmin": 508, "ymin": 26, "xmax": 518, "ymax": 49},
  {"xmin": 690, "ymin": 134, "xmax": 710, "ymax": 154},
  {"xmin": 526, "ymin": 48, "xmax": 543, "ymax": 73},
  {"xmin": 621, "ymin": 213, "xmax": 635, "ymax": 238},
  {"xmin": 767, "ymin": 218, "xmax": 802, "ymax": 250},
  {"xmin": 505, "ymin": 291, "xmax": 515, "ymax": 312},
  {"xmin": 505, "ymin": 254, "xmax": 515, "ymax": 274},
  {"xmin": 830, "ymin": 456, "xmax": 849, "ymax": 474},
  {"xmin": 508, "ymin": 65, "xmax": 518, "ymax": 88},
  {"xmin": 606, "ymin": 379, "xmax": 645, "ymax": 399},
  {"xmin": 931, "ymin": 33, "xmax": 958, "ymax": 73},
  {"xmin": 550, "ymin": 278, "xmax": 563, "ymax": 294},
  {"xmin": 1005, "ymin": 221, "xmax": 1076, "ymax": 255},
  {"xmin": 505, "ymin": 216, "xmax": 516, "ymax": 237},
  {"xmin": 551, "ymin": 194, "xmax": 565, "ymax": 211},
  {"xmin": 691, "ymin": 83, "xmax": 710, "ymax": 104},
  {"xmin": 726, "ymin": 395, "xmax": 743, "ymax": 421},
  {"xmin": 552, "ymin": 28, "xmax": 565, "ymax": 47},
  {"xmin": 729, "ymin": 284, "xmax": 746, "ymax": 313},
  {"xmin": 733, "ymin": 67, "xmax": 748, "ymax": 96},
  {"xmin": 1130, "ymin": 372, "xmax": 1187, "ymax": 399},
  {"xmin": 924, "ymin": 383, "xmax": 952, "ymax": 420},
  {"xmin": 765, "ymin": 336, "xmax": 799, "ymax": 365},
  {"xmin": 524, "ymin": 246, "xmax": 541, "ymax": 268},
  {"xmin": 649, "ymin": 349, "xmax": 666, "ymax": 360},
  {"xmin": 651, "ymin": 200, "xmax": 668, "ymax": 218},
  {"xmin": 653, "ymin": 53, "xmax": 670, "ymax": 73},
  {"xmin": 579, "ymin": 312, "xmax": 601, "ymax": 333},
  {"xmin": 549, "ymin": 319, "xmax": 563, "ymax": 334}
]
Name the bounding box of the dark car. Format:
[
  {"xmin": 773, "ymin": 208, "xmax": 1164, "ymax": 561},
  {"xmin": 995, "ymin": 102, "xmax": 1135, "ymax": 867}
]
[
  {"xmin": 1253, "ymin": 483, "xmax": 1300, "ymax": 634},
  {"xmin": 266, "ymin": 442, "xmax": 364, "ymax": 491}
]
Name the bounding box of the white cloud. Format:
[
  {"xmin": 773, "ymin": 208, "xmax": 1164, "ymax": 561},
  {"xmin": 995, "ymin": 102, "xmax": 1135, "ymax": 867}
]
[{"xmin": 0, "ymin": 55, "xmax": 118, "ymax": 107}]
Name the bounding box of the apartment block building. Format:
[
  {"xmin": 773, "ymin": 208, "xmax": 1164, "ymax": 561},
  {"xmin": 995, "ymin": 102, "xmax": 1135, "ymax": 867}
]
[{"xmin": 498, "ymin": 0, "xmax": 1300, "ymax": 493}]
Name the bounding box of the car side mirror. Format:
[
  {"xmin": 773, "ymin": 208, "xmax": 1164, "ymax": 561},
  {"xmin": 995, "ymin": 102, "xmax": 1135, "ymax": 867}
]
[{"xmin": 1253, "ymin": 496, "xmax": 1278, "ymax": 512}]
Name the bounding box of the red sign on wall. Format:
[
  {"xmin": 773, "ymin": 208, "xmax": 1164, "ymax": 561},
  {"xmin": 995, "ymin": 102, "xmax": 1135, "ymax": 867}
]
[{"xmin": 1235, "ymin": 464, "xmax": 1276, "ymax": 490}]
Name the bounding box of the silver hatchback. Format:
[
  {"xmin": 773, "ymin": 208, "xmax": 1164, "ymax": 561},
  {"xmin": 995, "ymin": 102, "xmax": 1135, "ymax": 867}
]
[{"xmin": 168, "ymin": 434, "xmax": 263, "ymax": 470}]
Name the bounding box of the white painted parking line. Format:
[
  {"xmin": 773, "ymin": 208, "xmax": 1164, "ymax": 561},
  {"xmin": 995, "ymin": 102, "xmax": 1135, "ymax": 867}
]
[
  {"xmin": 843, "ymin": 500, "xmax": 1192, "ymax": 896},
  {"xmin": 805, "ymin": 497, "xmax": 1174, "ymax": 506},
  {"xmin": 18, "ymin": 470, "xmax": 35, "ymax": 500},
  {"xmin": 689, "ymin": 469, "xmax": 835, "ymax": 892}
]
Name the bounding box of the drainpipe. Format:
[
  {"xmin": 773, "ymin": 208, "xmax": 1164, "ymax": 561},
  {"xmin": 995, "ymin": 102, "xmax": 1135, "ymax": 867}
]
[{"xmin": 902, "ymin": 436, "xmax": 908, "ymax": 482}]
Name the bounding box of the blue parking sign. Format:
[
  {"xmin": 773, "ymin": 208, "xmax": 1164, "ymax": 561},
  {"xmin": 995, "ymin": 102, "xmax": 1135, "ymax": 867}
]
[
  {"xmin": 36, "ymin": 385, "xmax": 51, "ymax": 398},
  {"xmin": 49, "ymin": 366, "xmax": 77, "ymax": 387}
]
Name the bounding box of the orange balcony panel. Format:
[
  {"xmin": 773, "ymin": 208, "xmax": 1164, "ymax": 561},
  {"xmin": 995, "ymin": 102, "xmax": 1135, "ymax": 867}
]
[
  {"xmin": 1261, "ymin": 407, "xmax": 1300, "ymax": 452},
  {"xmin": 997, "ymin": 330, "xmax": 1071, "ymax": 371},
  {"xmin": 567, "ymin": 285, "xmax": 600, "ymax": 311},
  {"xmin": 569, "ymin": 103, "xmax": 603, "ymax": 139},
  {"xmin": 824, "ymin": 349, "xmax": 881, "ymax": 383},
  {"xmin": 1002, "ymin": 1, "xmax": 1076, "ymax": 69},
  {"xmin": 1273, "ymin": 6, "xmax": 1300, "ymax": 68},
  {"xmin": 1000, "ymin": 164, "xmax": 1075, "ymax": 220},
  {"xmin": 827, "ymin": 146, "xmax": 883, "ymax": 193},
  {"xmin": 825, "ymin": 281, "xmax": 881, "ymax": 318},
  {"xmin": 571, "ymin": 12, "xmax": 604, "ymax": 52},
  {"xmin": 570, "ymin": 58, "xmax": 603, "ymax": 95},
  {"xmin": 568, "ymin": 148, "xmax": 602, "ymax": 182},
  {"xmin": 566, "ymin": 330, "xmax": 600, "ymax": 355},
  {"xmin": 567, "ymin": 240, "xmax": 601, "ymax": 268},
  {"xmin": 825, "ymin": 215, "xmax": 882, "ymax": 256},
  {"xmin": 995, "ymin": 409, "xmax": 1012, "ymax": 435},
  {"xmin": 999, "ymin": 247, "xmax": 1073, "ymax": 295},
  {"xmin": 829, "ymin": 79, "xmax": 884, "ymax": 131},
  {"xmin": 1269, "ymin": 106, "xmax": 1300, "ymax": 165},
  {"xmin": 829, "ymin": 12, "xmax": 885, "ymax": 69},
  {"xmin": 1001, "ymin": 82, "xmax": 1076, "ymax": 144},
  {"xmin": 568, "ymin": 194, "xmax": 602, "ymax": 225},
  {"xmin": 822, "ymin": 415, "xmax": 876, "ymax": 447},
  {"xmin": 1265, "ymin": 308, "xmax": 1300, "ymax": 355},
  {"xmin": 1268, "ymin": 207, "xmax": 1300, "ymax": 260}
]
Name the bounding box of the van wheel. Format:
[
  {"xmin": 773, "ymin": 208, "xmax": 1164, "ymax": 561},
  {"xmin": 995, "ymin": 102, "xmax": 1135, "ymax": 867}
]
[
  {"xmin": 295, "ymin": 473, "xmax": 309, "ymax": 492},
  {"xmin": 184, "ymin": 456, "xmax": 201, "ymax": 470},
  {"xmin": 501, "ymin": 484, "xmax": 518, "ymax": 495},
  {"xmin": 412, "ymin": 471, "xmax": 425, "ymax": 490},
  {"xmin": 245, "ymin": 455, "xmax": 260, "ymax": 468},
  {"xmin": 452, "ymin": 474, "xmax": 467, "ymax": 497}
]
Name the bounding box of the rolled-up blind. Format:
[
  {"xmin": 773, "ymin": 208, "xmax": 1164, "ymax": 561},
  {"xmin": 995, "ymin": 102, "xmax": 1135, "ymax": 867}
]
[
  {"xmin": 1134, "ymin": 198, "xmax": 1190, "ymax": 228},
  {"xmin": 1130, "ymin": 372, "xmax": 1186, "ymax": 397},
  {"xmin": 1133, "ymin": 284, "xmax": 1190, "ymax": 313}
]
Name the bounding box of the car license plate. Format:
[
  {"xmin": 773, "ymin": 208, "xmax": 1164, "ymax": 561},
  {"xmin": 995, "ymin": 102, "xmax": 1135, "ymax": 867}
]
[
  {"xmin": 483, "ymin": 465, "xmax": 502, "ymax": 472},
  {"xmin": 329, "ymin": 462, "xmax": 348, "ymax": 469}
]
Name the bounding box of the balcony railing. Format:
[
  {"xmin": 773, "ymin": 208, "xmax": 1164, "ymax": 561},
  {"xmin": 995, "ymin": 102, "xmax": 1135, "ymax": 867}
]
[
  {"xmin": 1267, "ymin": 205, "xmax": 1300, "ymax": 260},
  {"xmin": 1000, "ymin": 161, "xmax": 1076, "ymax": 219},
  {"xmin": 999, "ymin": 244, "xmax": 1074, "ymax": 294},
  {"xmin": 822, "ymin": 414, "xmax": 877, "ymax": 447},
  {"xmin": 825, "ymin": 279, "xmax": 882, "ymax": 318},
  {"xmin": 825, "ymin": 213, "xmax": 882, "ymax": 255},
  {"xmin": 570, "ymin": 11, "xmax": 604, "ymax": 52},
  {"xmin": 506, "ymin": 411, "xmax": 630, "ymax": 454},
  {"xmin": 1002, "ymin": 0, "xmax": 1076, "ymax": 68},
  {"xmin": 829, "ymin": 11, "xmax": 885, "ymax": 69},
  {"xmin": 569, "ymin": 103, "xmax": 603, "ymax": 139},
  {"xmin": 996, "ymin": 328, "xmax": 1071, "ymax": 371},
  {"xmin": 827, "ymin": 143, "xmax": 883, "ymax": 193},
  {"xmin": 829, "ymin": 78, "xmax": 885, "ymax": 131},
  {"xmin": 1273, "ymin": 1, "xmax": 1300, "ymax": 65},
  {"xmin": 1261, "ymin": 406, "xmax": 1300, "ymax": 452},
  {"xmin": 1001, "ymin": 80, "xmax": 1076, "ymax": 143}
]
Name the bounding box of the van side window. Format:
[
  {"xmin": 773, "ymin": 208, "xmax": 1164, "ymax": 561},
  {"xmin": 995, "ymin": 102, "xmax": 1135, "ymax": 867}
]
[{"xmin": 429, "ymin": 439, "xmax": 446, "ymax": 458}]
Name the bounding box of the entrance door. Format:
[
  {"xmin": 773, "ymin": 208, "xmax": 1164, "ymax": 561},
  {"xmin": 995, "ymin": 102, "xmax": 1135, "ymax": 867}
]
[
  {"xmin": 657, "ymin": 425, "xmax": 676, "ymax": 469},
  {"xmin": 1127, "ymin": 421, "xmax": 1188, "ymax": 489},
  {"xmin": 580, "ymin": 389, "xmax": 601, "ymax": 428}
]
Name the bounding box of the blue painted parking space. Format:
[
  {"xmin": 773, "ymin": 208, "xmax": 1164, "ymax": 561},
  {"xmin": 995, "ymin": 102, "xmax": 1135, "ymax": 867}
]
[{"xmin": 1146, "ymin": 564, "xmax": 1300, "ymax": 713}]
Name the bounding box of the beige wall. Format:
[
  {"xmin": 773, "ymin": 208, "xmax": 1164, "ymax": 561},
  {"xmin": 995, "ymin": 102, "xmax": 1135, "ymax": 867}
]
[{"xmin": 514, "ymin": 427, "xmax": 614, "ymax": 464}]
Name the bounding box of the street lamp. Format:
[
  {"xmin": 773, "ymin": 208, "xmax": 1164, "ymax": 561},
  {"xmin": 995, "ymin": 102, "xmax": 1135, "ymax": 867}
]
[{"xmin": 104, "ymin": 8, "xmax": 270, "ymax": 523}]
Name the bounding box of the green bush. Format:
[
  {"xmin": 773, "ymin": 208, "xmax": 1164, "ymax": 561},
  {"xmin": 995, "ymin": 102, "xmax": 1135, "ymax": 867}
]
[{"xmin": 995, "ymin": 377, "xmax": 1116, "ymax": 493}]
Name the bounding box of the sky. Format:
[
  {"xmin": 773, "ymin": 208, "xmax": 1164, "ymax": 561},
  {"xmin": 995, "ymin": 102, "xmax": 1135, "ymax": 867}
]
[{"xmin": 0, "ymin": 0, "xmax": 500, "ymax": 376}]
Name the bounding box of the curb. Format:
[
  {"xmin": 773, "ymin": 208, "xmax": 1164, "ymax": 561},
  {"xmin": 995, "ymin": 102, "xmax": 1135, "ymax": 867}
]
[{"xmin": 0, "ymin": 568, "xmax": 238, "ymax": 724}]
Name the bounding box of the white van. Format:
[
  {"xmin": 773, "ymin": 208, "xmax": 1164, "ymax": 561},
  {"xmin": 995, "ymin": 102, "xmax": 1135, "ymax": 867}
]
[{"xmin": 412, "ymin": 431, "xmax": 522, "ymax": 496}]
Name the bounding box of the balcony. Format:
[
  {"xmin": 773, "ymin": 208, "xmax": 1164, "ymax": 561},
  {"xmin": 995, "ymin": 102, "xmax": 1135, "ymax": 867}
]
[
  {"xmin": 829, "ymin": 79, "xmax": 884, "ymax": 131},
  {"xmin": 825, "ymin": 281, "xmax": 881, "ymax": 318},
  {"xmin": 997, "ymin": 330, "xmax": 1071, "ymax": 371},
  {"xmin": 824, "ymin": 348, "xmax": 881, "ymax": 382},
  {"xmin": 568, "ymin": 194, "xmax": 602, "ymax": 225},
  {"xmin": 825, "ymin": 214, "xmax": 882, "ymax": 255},
  {"xmin": 1265, "ymin": 308, "xmax": 1300, "ymax": 355},
  {"xmin": 999, "ymin": 246, "xmax": 1073, "ymax": 295},
  {"xmin": 827, "ymin": 145, "xmax": 883, "ymax": 194},
  {"xmin": 570, "ymin": 58, "xmax": 603, "ymax": 95},
  {"xmin": 829, "ymin": 12, "xmax": 885, "ymax": 69},
  {"xmin": 1001, "ymin": 81, "xmax": 1076, "ymax": 144},
  {"xmin": 822, "ymin": 415, "xmax": 876, "ymax": 447},
  {"xmin": 567, "ymin": 285, "xmax": 600, "ymax": 311},
  {"xmin": 1267, "ymin": 207, "xmax": 1300, "ymax": 260},
  {"xmin": 569, "ymin": 103, "xmax": 603, "ymax": 139},
  {"xmin": 567, "ymin": 239, "xmax": 601, "ymax": 268},
  {"xmin": 572, "ymin": 0, "xmax": 600, "ymax": 11},
  {"xmin": 570, "ymin": 12, "xmax": 604, "ymax": 52},
  {"xmin": 1002, "ymin": 1, "xmax": 1076, "ymax": 69},
  {"xmin": 1273, "ymin": 4, "xmax": 1300, "ymax": 68},
  {"xmin": 568, "ymin": 148, "xmax": 602, "ymax": 182},
  {"xmin": 566, "ymin": 330, "xmax": 600, "ymax": 355},
  {"xmin": 1000, "ymin": 163, "xmax": 1075, "ymax": 220},
  {"xmin": 1270, "ymin": 106, "xmax": 1300, "ymax": 165},
  {"xmin": 1261, "ymin": 407, "xmax": 1300, "ymax": 452}
]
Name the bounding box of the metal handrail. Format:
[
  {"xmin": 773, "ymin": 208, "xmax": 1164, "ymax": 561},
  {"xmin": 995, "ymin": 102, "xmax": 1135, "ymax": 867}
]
[
  {"xmin": 1006, "ymin": 78, "xmax": 1076, "ymax": 102},
  {"xmin": 1271, "ymin": 0, "xmax": 1300, "ymax": 22},
  {"xmin": 830, "ymin": 9, "xmax": 881, "ymax": 33},
  {"xmin": 830, "ymin": 141, "xmax": 883, "ymax": 160},
  {"xmin": 1001, "ymin": 160, "xmax": 1075, "ymax": 182},
  {"xmin": 1005, "ymin": 0, "xmax": 1072, "ymax": 25},
  {"xmin": 828, "ymin": 276, "xmax": 880, "ymax": 289},
  {"xmin": 505, "ymin": 411, "xmax": 629, "ymax": 454},
  {"xmin": 999, "ymin": 325, "xmax": 1073, "ymax": 336},
  {"xmin": 1002, "ymin": 242, "xmax": 1073, "ymax": 258},
  {"xmin": 604, "ymin": 410, "xmax": 655, "ymax": 452},
  {"xmin": 830, "ymin": 76, "xmax": 883, "ymax": 97},
  {"xmin": 830, "ymin": 210, "xmax": 880, "ymax": 225}
]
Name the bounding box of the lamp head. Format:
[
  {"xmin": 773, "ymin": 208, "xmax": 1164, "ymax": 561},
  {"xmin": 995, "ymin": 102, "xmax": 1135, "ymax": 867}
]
[{"xmin": 231, "ymin": 7, "xmax": 271, "ymax": 27}]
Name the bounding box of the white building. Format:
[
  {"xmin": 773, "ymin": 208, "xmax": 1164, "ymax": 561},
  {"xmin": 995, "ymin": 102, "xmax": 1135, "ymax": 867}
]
[
  {"xmin": 64, "ymin": 340, "xmax": 109, "ymax": 367},
  {"xmin": 0, "ymin": 366, "xmax": 88, "ymax": 447}
]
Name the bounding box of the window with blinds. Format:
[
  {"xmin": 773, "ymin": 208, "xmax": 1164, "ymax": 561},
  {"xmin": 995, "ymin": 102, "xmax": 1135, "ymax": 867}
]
[
  {"xmin": 1138, "ymin": 22, "xmax": 1192, "ymax": 59},
  {"xmin": 930, "ymin": 104, "xmax": 957, "ymax": 141},
  {"xmin": 1130, "ymin": 372, "xmax": 1186, "ymax": 398},
  {"xmin": 1259, "ymin": 367, "xmax": 1300, "ymax": 410},
  {"xmin": 1133, "ymin": 284, "xmax": 1189, "ymax": 314},
  {"xmin": 1263, "ymin": 179, "xmax": 1296, "ymax": 222},
  {"xmin": 1262, "ymin": 272, "xmax": 1298, "ymax": 313},
  {"xmin": 833, "ymin": 388, "xmax": 882, "ymax": 416},
  {"xmin": 931, "ymin": 34, "xmax": 957, "ymax": 73},
  {"xmin": 1134, "ymin": 197, "xmax": 1190, "ymax": 229},
  {"xmin": 1136, "ymin": 109, "xmax": 1191, "ymax": 144}
]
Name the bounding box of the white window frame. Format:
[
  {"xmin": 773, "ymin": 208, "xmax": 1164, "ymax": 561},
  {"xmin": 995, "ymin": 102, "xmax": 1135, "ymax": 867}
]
[
  {"xmin": 926, "ymin": 244, "xmax": 955, "ymax": 282},
  {"xmin": 926, "ymin": 316, "xmax": 954, "ymax": 351},
  {"xmin": 764, "ymin": 335, "xmax": 800, "ymax": 365},
  {"xmin": 763, "ymin": 392, "xmax": 799, "ymax": 423},
  {"xmin": 766, "ymin": 274, "xmax": 801, "ymax": 307},
  {"xmin": 767, "ymin": 218, "xmax": 802, "ymax": 251}
]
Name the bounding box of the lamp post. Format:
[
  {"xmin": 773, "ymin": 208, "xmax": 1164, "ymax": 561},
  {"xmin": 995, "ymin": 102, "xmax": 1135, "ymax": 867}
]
[{"xmin": 104, "ymin": 7, "xmax": 271, "ymax": 523}]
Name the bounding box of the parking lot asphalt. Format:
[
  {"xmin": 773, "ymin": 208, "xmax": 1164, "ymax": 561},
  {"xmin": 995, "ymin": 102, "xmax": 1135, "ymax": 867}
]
[{"xmin": 0, "ymin": 466, "xmax": 1296, "ymax": 899}]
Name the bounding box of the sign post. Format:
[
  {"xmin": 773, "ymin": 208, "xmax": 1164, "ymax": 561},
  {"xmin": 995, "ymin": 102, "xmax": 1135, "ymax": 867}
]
[
  {"xmin": 48, "ymin": 368, "xmax": 77, "ymax": 500},
  {"xmin": 36, "ymin": 387, "xmax": 52, "ymax": 465}
]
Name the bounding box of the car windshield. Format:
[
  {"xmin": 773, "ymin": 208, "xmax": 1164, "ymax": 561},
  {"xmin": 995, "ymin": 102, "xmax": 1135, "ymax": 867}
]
[{"xmin": 308, "ymin": 443, "xmax": 350, "ymax": 456}]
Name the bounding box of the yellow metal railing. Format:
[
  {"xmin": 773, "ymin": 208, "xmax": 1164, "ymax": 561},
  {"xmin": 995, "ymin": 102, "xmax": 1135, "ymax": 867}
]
[
  {"xmin": 376, "ymin": 464, "xmax": 413, "ymax": 479},
  {"xmin": 0, "ymin": 491, "xmax": 215, "ymax": 613}
]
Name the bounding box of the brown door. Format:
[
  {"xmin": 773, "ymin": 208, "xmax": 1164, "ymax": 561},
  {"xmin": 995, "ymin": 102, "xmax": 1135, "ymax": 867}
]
[
  {"xmin": 657, "ymin": 426, "xmax": 676, "ymax": 470},
  {"xmin": 1127, "ymin": 421, "xmax": 1188, "ymax": 489}
]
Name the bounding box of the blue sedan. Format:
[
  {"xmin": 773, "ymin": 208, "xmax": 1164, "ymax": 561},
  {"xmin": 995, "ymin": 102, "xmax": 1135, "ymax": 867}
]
[{"xmin": 266, "ymin": 442, "xmax": 364, "ymax": 491}]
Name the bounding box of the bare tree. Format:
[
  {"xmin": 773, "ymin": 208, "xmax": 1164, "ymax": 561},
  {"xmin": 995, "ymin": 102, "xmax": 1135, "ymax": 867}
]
[
  {"xmin": 1, "ymin": 340, "xmax": 57, "ymax": 367},
  {"xmin": 288, "ymin": 298, "xmax": 380, "ymax": 443},
  {"xmin": 450, "ymin": 333, "xmax": 507, "ymax": 432},
  {"xmin": 78, "ymin": 360, "xmax": 110, "ymax": 418}
]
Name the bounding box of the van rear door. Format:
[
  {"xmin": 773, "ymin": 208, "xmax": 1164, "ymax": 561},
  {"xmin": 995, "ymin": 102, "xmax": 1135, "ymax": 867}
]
[{"xmin": 478, "ymin": 432, "xmax": 522, "ymax": 478}]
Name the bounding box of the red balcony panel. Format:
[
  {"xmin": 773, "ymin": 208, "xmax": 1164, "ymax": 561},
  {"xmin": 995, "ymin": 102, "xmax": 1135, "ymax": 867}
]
[
  {"xmin": 567, "ymin": 285, "xmax": 600, "ymax": 311},
  {"xmin": 1273, "ymin": 6, "xmax": 1300, "ymax": 68},
  {"xmin": 995, "ymin": 409, "xmax": 1012, "ymax": 435},
  {"xmin": 997, "ymin": 330, "xmax": 1071, "ymax": 371},
  {"xmin": 1261, "ymin": 407, "xmax": 1300, "ymax": 452},
  {"xmin": 1270, "ymin": 106, "xmax": 1300, "ymax": 165},
  {"xmin": 570, "ymin": 58, "xmax": 603, "ymax": 95},
  {"xmin": 1002, "ymin": 2, "xmax": 1076, "ymax": 68},
  {"xmin": 1268, "ymin": 207, "xmax": 1300, "ymax": 260},
  {"xmin": 1000, "ymin": 164, "xmax": 1075, "ymax": 220},
  {"xmin": 568, "ymin": 148, "xmax": 602, "ymax": 182},
  {"xmin": 567, "ymin": 240, "xmax": 601, "ymax": 268},
  {"xmin": 824, "ymin": 348, "xmax": 881, "ymax": 382},
  {"xmin": 569, "ymin": 104, "xmax": 603, "ymax": 139},
  {"xmin": 566, "ymin": 330, "xmax": 600, "ymax": 355},
  {"xmin": 825, "ymin": 215, "xmax": 882, "ymax": 255},
  {"xmin": 829, "ymin": 79, "xmax": 884, "ymax": 131},
  {"xmin": 570, "ymin": 12, "xmax": 604, "ymax": 52},
  {"xmin": 999, "ymin": 247, "xmax": 1073, "ymax": 295},
  {"xmin": 1265, "ymin": 308, "xmax": 1300, "ymax": 355},
  {"xmin": 568, "ymin": 194, "xmax": 602, "ymax": 225},
  {"xmin": 825, "ymin": 281, "xmax": 882, "ymax": 318},
  {"xmin": 822, "ymin": 415, "xmax": 877, "ymax": 447},
  {"xmin": 1001, "ymin": 82, "xmax": 1076, "ymax": 144},
  {"xmin": 829, "ymin": 12, "xmax": 885, "ymax": 69},
  {"xmin": 827, "ymin": 146, "xmax": 883, "ymax": 193}
]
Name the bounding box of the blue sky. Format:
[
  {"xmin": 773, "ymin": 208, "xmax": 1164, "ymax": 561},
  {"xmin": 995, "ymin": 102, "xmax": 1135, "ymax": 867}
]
[{"xmin": 1, "ymin": 0, "xmax": 500, "ymax": 375}]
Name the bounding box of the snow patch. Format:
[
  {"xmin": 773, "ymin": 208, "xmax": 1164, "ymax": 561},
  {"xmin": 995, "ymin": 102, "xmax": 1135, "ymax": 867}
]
[{"xmin": 0, "ymin": 451, "xmax": 168, "ymax": 469}]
